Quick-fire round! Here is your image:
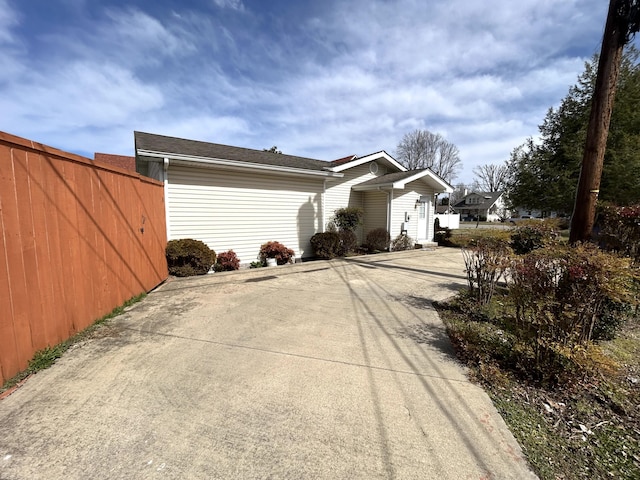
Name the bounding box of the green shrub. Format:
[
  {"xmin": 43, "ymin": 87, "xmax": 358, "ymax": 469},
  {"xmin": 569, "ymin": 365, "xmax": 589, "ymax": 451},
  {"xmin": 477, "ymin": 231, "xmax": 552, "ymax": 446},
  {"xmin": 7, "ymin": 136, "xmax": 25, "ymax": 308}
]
[
  {"xmin": 338, "ymin": 229, "xmax": 358, "ymax": 255},
  {"xmin": 250, "ymin": 260, "xmax": 265, "ymax": 269},
  {"xmin": 166, "ymin": 239, "xmax": 216, "ymax": 276},
  {"xmin": 391, "ymin": 233, "xmax": 415, "ymax": 251},
  {"xmin": 333, "ymin": 207, "xmax": 364, "ymax": 232},
  {"xmin": 462, "ymin": 237, "xmax": 512, "ymax": 305},
  {"xmin": 447, "ymin": 229, "xmax": 511, "ymax": 248},
  {"xmin": 365, "ymin": 228, "xmax": 390, "ymax": 251},
  {"xmin": 310, "ymin": 230, "xmax": 358, "ymax": 258},
  {"xmin": 259, "ymin": 241, "xmax": 295, "ymax": 265},
  {"xmin": 510, "ymin": 221, "xmax": 558, "ymax": 255},
  {"xmin": 214, "ymin": 250, "xmax": 240, "ymax": 272},
  {"xmin": 310, "ymin": 232, "xmax": 341, "ymax": 259}
]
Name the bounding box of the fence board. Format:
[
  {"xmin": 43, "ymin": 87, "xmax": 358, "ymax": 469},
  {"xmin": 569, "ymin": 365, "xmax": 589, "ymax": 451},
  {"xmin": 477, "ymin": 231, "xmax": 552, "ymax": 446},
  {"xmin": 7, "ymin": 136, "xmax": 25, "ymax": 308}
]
[{"xmin": 0, "ymin": 131, "xmax": 167, "ymax": 383}]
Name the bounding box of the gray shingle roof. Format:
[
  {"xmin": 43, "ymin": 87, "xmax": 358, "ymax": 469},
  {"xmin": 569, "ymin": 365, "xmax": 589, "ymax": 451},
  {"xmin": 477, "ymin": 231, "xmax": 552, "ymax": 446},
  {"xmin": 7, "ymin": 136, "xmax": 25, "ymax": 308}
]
[
  {"xmin": 452, "ymin": 191, "xmax": 503, "ymax": 208},
  {"xmin": 135, "ymin": 131, "xmax": 331, "ymax": 171}
]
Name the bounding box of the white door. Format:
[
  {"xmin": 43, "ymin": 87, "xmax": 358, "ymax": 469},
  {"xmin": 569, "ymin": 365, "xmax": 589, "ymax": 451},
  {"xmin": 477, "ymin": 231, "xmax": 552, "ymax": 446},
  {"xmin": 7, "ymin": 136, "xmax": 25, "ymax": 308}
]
[{"xmin": 417, "ymin": 200, "xmax": 427, "ymax": 241}]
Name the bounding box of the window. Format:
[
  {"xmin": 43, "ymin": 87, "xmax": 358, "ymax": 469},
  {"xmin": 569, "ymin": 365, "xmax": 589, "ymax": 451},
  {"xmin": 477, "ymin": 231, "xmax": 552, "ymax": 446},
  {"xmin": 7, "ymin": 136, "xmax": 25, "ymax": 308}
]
[{"xmin": 419, "ymin": 202, "xmax": 425, "ymax": 219}]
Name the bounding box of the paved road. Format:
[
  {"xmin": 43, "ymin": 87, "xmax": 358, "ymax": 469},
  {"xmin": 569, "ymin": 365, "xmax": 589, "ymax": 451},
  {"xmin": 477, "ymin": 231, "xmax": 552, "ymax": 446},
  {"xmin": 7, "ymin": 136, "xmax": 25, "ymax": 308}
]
[{"xmin": 0, "ymin": 249, "xmax": 536, "ymax": 479}]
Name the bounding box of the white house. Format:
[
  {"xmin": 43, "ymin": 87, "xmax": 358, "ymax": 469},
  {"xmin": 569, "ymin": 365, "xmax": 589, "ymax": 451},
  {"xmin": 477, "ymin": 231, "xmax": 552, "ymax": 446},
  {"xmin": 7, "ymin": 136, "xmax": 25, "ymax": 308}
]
[
  {"xmin": 452, "ymin": 191, "xmax": 509, "ymax": 222},
  {"xmin": 134, "ymin": 131, "xmax": 452, "ymax": 264}
]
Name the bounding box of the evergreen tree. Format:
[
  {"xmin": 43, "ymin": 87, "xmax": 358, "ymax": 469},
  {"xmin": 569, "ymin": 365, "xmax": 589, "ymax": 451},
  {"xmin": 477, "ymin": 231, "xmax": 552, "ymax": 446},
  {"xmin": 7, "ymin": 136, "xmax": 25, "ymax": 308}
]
[{"xmin": 507, "ymin": 46, "xmax": 640, "ymax": 214}]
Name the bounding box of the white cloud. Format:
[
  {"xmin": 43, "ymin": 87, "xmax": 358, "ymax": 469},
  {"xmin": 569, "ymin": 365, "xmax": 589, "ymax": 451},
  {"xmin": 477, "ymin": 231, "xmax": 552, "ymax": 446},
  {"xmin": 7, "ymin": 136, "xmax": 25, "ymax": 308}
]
[
  {"xmin": 212, "ymin": 0, "xmax": 245, "ymax": 12},
  {"xmin": 0, "ymin": 0, "xmax": 612, "ymax": 185},
  {"xmin": 0, "ymin": 0, "xmax": 18, "ymax": 44},
  {"xmin": 2, "ymin": 62, "xmax": 163, "ymax": 132}
]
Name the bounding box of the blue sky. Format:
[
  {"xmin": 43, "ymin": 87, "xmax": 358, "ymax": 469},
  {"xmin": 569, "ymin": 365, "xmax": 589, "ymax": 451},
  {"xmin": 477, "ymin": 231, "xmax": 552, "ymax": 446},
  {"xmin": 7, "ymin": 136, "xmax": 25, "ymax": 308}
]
[{"xmin": 0, "ymin": 0, "xmax": 614, "ymax": 184}]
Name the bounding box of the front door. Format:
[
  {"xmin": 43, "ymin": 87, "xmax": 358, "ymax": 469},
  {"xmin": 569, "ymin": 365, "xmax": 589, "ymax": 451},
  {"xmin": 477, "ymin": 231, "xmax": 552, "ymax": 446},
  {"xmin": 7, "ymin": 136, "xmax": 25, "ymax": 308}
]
[{"xmin": 417, "ymin": 199, "xmax": 427, "ymax": 241}]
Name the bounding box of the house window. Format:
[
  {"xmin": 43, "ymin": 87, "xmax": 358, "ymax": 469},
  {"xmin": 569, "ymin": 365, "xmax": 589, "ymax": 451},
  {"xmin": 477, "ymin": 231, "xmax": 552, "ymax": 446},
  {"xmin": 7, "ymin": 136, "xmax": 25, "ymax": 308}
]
[
  {"xmin": 369, "ymin": 162, "xmax": 379, "ymax": 174},
  {"xmin": 419, "ymin": 202, "xmax": 425, "ymax": 219}
]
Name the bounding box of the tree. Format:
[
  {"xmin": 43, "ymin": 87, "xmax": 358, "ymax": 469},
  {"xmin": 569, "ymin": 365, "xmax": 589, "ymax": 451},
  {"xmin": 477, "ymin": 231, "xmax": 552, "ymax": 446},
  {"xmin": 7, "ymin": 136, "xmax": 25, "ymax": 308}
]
[
  {"xmin": 395, "ymin": 129, "xmax": 462, "ymax": 183},
  {"xmin": 507, "ymin": 45, "xmax": 640, "ymax": 215},
  {"xmin": 448, "ymin": 183, "xmax": 470, "ymax": 206},
  {"xmin": 263, "ymin": 146, "xmax": 282, "ymax": 154},
  {"xmin": 472, "ymin": 163, "xmax": 509, "ymax": 192}
]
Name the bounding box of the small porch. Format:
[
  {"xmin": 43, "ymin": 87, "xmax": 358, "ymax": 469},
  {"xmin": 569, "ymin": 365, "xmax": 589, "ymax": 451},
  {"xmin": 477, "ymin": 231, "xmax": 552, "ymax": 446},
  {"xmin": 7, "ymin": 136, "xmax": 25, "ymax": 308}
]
[{"xmin": 352, "ymin": 169, "xmax": 453, "ymax": 244}]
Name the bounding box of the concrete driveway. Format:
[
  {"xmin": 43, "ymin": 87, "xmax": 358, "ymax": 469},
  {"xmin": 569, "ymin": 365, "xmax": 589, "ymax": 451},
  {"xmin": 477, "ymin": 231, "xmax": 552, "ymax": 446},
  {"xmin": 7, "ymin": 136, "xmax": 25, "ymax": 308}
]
[{"xmin": 0, "ymin": 249, "xmax": 536, "ymax": 479}]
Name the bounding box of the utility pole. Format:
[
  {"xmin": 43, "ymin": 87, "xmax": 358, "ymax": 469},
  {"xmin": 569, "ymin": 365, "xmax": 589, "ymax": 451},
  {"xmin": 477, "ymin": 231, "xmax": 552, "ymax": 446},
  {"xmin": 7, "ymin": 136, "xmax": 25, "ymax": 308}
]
[{"xmin": 570, "ymin": 0, "xmax": 639, "ymax": 243}]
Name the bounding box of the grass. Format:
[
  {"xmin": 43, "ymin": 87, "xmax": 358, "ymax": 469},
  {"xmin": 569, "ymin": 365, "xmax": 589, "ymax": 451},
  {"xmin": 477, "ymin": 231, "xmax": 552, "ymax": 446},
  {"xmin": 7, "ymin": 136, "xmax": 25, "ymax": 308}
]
[
  {"xmin": 435, "ymin": 294, "xmax": 640, "ymax": 479},
  {"xmin": 1, "ymin": 293, "xmax": 146, "ymax": 394}
]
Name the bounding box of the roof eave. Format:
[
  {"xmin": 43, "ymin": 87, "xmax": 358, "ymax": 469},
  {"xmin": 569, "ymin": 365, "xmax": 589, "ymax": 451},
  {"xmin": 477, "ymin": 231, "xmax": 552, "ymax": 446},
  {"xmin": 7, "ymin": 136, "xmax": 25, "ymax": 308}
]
[
  {"xmin": 327, "ymin": 151, "xmax": 407, "ymax": 173},
  {"xmin": 137, "ymin": 149, "xmax": 344, "ymax": 178},
  {"xmin": 399, "ymin": 170, "xmax": 453, "ymax": 192}
]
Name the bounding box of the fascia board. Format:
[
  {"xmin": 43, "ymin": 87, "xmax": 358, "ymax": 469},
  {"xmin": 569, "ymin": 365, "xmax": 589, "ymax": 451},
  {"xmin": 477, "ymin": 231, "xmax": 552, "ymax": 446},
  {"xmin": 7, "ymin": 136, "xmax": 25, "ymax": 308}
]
[
  {"xmin": 138, "ymin": 149, "xmax": 344, "ymax": 178},
  {"xmin": 396, "ymin": 170, "xmax": 453, "ymax": 192},
  {"xmin": 352, "ymin": 183, "xmax": 396, "ymax": 192},
  {"xmin": 328, "ymin": 151, "xmax": 407, "ymax": 173}
]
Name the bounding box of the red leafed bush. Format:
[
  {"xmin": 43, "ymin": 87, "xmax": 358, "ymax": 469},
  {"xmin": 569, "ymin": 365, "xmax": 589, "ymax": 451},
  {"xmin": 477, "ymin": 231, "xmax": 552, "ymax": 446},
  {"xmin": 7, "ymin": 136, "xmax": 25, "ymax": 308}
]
[
  {"xmin": 598, "ymin": 204, "xmax": 640, "ymax": 262},
  {"xmin": 259, "ymin": 241, "xmax": 295, "ymax": 265},
  {"xmin": 215, "ymin": 250, "xmax": 240, "ymax": 272},
  {"xmin": 508, "ymin": 243, "xmax": 636, "ymax": 372}
]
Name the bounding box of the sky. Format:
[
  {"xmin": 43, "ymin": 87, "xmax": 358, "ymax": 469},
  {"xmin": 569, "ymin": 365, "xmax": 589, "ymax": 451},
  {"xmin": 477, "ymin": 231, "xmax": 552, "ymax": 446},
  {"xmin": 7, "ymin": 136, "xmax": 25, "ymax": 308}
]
[{"xmin": 0, "ymin": 0, "xmax": 618, "ymax": 184}]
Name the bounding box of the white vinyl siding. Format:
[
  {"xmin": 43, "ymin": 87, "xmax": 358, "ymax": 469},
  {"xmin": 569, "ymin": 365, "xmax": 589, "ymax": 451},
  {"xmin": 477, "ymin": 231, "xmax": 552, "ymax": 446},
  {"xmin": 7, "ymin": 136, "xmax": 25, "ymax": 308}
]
[
  {"xmin": 391, "ymin": 184, "xmax": 436, "ymax": 242},
  {"xmin": 362, "ymin": 191, "xmax": 388, "ymax": 235},
  {"xmin": 324, "ymin": 163, "xmax": 382, "ymax": 224},
  {"xmin": 167, "ymin": 165, "xmax": 323, "ymax": 264}
]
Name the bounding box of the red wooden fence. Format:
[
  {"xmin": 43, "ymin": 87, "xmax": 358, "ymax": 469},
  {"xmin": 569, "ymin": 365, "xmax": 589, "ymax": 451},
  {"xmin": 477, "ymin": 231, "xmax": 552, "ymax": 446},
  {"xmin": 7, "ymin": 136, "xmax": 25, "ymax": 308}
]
[{"xmin": 0, "ymin": 131, "xmax": 167, "ymax": 383}]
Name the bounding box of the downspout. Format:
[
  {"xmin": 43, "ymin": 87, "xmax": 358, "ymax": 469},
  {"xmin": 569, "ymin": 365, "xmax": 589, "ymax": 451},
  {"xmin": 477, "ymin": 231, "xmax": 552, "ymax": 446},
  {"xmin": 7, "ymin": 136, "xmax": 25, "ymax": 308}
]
[
  {"xmin": 322, "ymin": 179, "xmax": 327, "ymax": 232},
  {"xmin": 164, "ymin": 157, "xmax": 171, "ymax": 240},
  {"xmin": 387, "ymin": 188, "xmax": 393, "ymax": 234}
]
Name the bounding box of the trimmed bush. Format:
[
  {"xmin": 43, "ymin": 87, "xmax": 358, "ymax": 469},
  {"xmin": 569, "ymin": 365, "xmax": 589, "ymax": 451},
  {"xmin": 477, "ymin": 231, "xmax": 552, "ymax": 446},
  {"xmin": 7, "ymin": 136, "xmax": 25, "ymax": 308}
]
[
  {"xmin": 259, "ymin": 241, "xmax": 295, "ymax": 265},
  {"xmin": 510, "ymin": 221, "xmax": 558, "ymax": 255},
  {"xmin": 166, "ymin": 239, "xmax": 216, "ymax": 277},
  {"xmin": 333, "ymin": 207, "xmax": 364, "ymax": 232},
  {"xmin": 338, "ymin": 229, "xmax": 358, "ymax": 255},
  {"xmin": 310, "ymin": 232, "xmax": 341, "ymax": 259},
  {"xmin": 366, "ymin": 228, "xmax": 390, "ymax": 252},
  {"xmin": 214, "ymin": 250, "xmax": 240, "ymax": 272},
  {"xmin": 391, "ymin": 233, "xmax": 415, "ymax": 251}
]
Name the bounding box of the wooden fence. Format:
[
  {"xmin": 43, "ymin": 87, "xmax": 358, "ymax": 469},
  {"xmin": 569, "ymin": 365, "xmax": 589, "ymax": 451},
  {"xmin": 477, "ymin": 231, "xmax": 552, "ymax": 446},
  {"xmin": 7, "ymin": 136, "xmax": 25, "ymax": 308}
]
[{"xmin": 0, "ymin": 131, "xmax": 167, "ymax": 383}]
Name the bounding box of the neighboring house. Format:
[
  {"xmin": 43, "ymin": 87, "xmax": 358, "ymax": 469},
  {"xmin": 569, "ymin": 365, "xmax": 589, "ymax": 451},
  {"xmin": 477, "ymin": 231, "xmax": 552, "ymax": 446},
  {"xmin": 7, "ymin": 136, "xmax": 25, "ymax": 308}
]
[
  {"xmin": 134, "ymin": 131, "xmax": 452, "ymax": 264},
  {"xmin": 94, "ymin": 153, "xmax": 136, "ymax": 171},
  {"xmin": 453, "ymin": 191, "xmax": 509, "ymax": 222},
  {"xmin": 512, "ymin": 208, "xmax": 558, "ymax": 219}
]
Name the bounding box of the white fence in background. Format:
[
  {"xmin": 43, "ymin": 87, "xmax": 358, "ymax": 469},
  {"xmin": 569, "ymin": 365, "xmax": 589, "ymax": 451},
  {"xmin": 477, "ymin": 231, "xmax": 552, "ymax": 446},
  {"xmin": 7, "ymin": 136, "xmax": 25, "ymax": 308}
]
[{"xmin": 435, "ymin": 213, "xmax": 460, "ymax": 229}]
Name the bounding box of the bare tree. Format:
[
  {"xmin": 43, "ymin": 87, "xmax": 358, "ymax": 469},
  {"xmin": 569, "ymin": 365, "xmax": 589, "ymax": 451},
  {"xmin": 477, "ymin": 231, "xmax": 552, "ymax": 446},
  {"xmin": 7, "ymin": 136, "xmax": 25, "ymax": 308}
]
[
  {"xmin": 448, "ymin": 183, "xmax": 469, "ymax": 205},
  {"xmin": 472, "ymin": 163, "xmax": 509, "ymax": 192},
  {"xmin": 395, "ymin": 129, "xmax": 462, "ymax": 183}
]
